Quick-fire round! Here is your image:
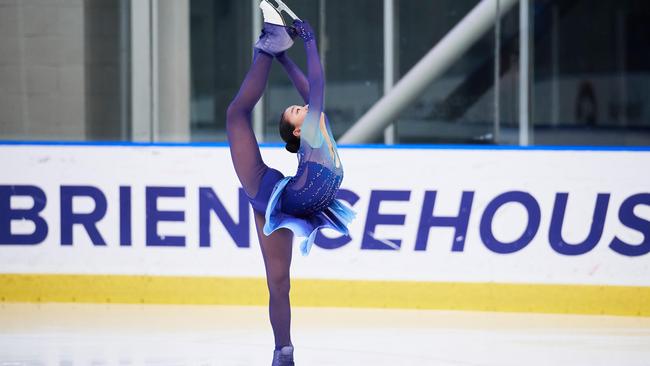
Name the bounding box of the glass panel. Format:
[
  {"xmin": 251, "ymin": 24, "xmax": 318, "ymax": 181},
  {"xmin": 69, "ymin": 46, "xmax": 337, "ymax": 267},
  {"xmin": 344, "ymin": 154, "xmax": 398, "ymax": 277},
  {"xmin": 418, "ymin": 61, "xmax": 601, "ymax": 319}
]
[
  {"xmin": 190, "ymin": 0, "xmax": 252, "ymax": 142},
  {"xmin": 394, "ymin": 0, "xmax": 499, "ymax": 145},
  {"xmin": 264, "ymin": 0, "xmax": 383, "ymax": 142},
  {"xmin": 531, "ymin": 0, "xmax": 650, "ymax": 146},
  {"xmin": 0, "ymin": 1, "xmax": 130, "ymax": 141}
]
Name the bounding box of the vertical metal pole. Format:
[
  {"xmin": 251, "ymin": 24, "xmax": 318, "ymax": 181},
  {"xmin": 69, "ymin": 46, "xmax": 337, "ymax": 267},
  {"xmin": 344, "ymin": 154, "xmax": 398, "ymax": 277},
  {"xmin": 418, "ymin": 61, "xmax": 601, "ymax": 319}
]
[
  {"xmin": 518, "ymin": 0, "xmax": 530, "ymax": 146},
  {"xmin": 251, "ymin": 0, "xmax": 264, "ymax": 141},
  {"xmin": 157, "ymin": 0, "xmax": 190, "ymax": 142},
  {"xmin": 119, "ymin": 0, "xmax": 130, "ymax": 140},
  {"xmin": 319, "ymin": 0, "xmax": 327, "ymax": 70},
  {"xmin": 529, "ymin": 3, "xmax": 534, "ymax": 144},
  {"xmin": 493, "ymin": 0, "xmax": 501, "ymax": 144},
  {"xmin": 131, "ymin": 0, "xmax": 153, "ymax": 142},
  {"xmin": 383, "ymin": 0, "xmax": 396, "ymax": 145},
  {"xmin": 150, "ymin": 0, "xmax": 159, "ymax": 142}
]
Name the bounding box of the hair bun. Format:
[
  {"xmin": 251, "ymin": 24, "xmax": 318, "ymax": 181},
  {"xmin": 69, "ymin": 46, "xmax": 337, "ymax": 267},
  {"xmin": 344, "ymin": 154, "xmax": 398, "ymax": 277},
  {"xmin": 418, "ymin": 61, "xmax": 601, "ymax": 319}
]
[{"xmin": 285, "ymin": 141, "xmax": 299, "ymax": 153}]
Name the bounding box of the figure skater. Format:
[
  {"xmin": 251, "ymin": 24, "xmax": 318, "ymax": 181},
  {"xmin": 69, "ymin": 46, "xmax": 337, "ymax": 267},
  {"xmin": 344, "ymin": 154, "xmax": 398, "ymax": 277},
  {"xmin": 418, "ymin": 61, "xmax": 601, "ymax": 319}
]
[{"xmin": 225, "ymin": 1, "xmax": 355, "ymax": 364}]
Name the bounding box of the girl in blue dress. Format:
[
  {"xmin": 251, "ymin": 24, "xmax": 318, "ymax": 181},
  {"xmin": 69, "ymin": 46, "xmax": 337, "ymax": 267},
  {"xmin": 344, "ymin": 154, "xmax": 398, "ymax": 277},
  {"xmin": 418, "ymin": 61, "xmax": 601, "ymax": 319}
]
[{"xmin": 225, "ymin": 1, "xmax": 355, "ymax": 364}]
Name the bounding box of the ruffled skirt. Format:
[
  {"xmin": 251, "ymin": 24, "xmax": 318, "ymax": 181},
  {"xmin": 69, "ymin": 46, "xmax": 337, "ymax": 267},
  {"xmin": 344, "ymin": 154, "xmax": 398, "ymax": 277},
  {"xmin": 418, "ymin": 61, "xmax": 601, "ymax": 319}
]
[{"xmin": 263, "ymin": 176, "xmax": 356, "ymax": 256}]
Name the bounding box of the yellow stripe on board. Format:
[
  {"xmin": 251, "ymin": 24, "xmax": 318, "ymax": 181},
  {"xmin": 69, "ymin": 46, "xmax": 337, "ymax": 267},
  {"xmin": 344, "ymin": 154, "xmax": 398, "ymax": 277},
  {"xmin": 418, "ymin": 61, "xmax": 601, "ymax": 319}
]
[{"xmin": 1, "ymin": 274, "xmax": 648, "ymax": 317}]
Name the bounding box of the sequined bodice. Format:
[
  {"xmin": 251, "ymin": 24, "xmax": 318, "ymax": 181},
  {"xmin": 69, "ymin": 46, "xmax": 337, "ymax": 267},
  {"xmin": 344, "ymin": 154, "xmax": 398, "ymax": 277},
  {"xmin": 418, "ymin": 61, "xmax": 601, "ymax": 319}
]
[{"xmin": 281, "ymin": 161, "xmax": 343, "ymax": 216}]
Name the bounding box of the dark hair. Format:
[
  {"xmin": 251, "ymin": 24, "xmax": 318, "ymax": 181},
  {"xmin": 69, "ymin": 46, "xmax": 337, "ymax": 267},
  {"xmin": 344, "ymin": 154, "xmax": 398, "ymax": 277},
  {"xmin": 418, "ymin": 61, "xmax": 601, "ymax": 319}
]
[{"xmin": 278, "ymin": 112, "xmax": 300, "ymax": 153}]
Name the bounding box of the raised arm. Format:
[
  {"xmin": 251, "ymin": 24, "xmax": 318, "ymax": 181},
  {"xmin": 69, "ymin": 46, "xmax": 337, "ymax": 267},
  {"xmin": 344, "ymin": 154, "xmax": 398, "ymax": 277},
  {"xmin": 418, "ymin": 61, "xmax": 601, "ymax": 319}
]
[
  {"xmin": 276, "ymin": 53, "xmax": 309, "ymax": 104},
  {"xmin": 294, "ymin": 20, "xmax": 325, "ymax": 149}
]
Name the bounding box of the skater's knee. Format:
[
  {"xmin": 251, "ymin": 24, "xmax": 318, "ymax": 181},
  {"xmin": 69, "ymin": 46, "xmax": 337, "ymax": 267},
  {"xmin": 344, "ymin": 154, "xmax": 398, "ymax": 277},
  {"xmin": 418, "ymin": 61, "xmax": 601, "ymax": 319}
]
[
  {"xmin": 267, "ymin": 272, "xmax": 290, "ymax": 296},
  {"xmin": 226, "ymin": 102, "xmax": 242, "ymax": 121}
]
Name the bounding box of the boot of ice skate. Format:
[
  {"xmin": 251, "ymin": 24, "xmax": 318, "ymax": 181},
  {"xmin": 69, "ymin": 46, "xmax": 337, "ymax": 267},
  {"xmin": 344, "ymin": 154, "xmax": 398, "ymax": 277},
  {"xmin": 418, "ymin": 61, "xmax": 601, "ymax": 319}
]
[
  {"xmin": 266, "ymin": 0, "xmax": 301, "ymax": 22},
  {"xmin": 271, "ymin": 345, "xmax": 295, "ymax": 366},
  {"xmin": 254, "ymin": 0, "xmax": 296, "ymax": 56}
]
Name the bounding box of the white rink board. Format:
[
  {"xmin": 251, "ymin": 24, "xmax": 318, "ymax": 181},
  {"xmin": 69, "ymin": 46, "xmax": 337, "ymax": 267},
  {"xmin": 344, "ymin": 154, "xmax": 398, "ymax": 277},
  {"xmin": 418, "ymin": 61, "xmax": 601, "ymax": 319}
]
[{"xmin": 0, "ymin": 144, "xmax": 649, "ymax": 286}]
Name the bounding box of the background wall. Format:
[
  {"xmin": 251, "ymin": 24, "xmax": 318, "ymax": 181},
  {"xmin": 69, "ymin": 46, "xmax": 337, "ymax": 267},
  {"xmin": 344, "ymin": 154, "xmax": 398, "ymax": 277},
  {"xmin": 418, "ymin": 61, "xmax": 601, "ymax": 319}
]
[
  {"xmin": 1, "ymin": 0, "xmax": 649, "ymax": 145},
  {"xmin": 0, "ymin": 0, "xmax": 87, "ymax": 140}
]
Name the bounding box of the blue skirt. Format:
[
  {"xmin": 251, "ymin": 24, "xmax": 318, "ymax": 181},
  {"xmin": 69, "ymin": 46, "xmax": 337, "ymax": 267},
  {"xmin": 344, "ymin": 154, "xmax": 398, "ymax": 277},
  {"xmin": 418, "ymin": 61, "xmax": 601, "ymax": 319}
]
[{"xmin": 263, "ymin": 176, "xmax": 356, "ymax": 256}]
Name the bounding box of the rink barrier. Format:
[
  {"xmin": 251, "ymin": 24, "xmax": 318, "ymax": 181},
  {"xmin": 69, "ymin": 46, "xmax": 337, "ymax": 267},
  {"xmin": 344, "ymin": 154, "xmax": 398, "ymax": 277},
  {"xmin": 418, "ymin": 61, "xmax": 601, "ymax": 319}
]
[
  {"xmin": 2, "ymin": 142, "xmax": 649, "ymax": 316},
  {"xmin": 1, "ymin": 274, "xmax": 648, "ymax": 317},
  {"xmin": 2, "ymin": 139, "xmax": 650, "ymax": 150}
]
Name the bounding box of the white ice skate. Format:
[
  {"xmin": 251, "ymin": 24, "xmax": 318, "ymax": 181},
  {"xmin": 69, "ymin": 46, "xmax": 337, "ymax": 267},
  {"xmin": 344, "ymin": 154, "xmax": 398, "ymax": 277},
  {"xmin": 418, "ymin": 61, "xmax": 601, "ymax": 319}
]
[
  {"xmin": 263, "ymin": 0, "xmax": 301, "ymax": 23},
  {"xmin": 260, "ymin": 0, "xmax": 286, "ymax": 26}
]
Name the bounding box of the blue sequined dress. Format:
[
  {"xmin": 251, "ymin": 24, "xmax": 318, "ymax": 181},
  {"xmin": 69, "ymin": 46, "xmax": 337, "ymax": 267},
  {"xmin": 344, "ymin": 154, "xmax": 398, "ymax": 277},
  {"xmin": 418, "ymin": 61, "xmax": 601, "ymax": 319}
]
[{"xmin": 262, "ymin": 29, "xmax": 356, "ymax": 256}]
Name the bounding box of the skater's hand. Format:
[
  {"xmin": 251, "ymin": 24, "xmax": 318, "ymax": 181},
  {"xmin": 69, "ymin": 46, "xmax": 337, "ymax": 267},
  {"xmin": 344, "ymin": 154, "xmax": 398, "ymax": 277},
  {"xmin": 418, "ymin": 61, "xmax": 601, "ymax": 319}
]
[
  {"xmin": 293, "ymin": 19, "xmax": 315, "ymax": 42},
  {"xmin": 286, "ymin": 26, "xmax": 298, "ymax": 40},
  {"xmin": 275, "ymin": 27, "xmax": 298, "ymax": 59}
]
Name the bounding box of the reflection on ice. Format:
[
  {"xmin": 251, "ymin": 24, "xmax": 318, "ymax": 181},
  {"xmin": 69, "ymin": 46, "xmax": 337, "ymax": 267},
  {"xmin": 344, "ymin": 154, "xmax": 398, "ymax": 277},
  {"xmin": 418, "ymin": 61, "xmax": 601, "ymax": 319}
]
[{"xmin": 1, "ymin": 303, "xmax": 649, "ymax": 366}]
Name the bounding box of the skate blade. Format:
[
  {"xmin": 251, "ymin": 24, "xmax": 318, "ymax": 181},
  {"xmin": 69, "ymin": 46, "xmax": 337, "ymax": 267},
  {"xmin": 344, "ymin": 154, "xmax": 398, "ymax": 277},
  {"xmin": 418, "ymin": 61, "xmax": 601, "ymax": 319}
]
[
  {"xmin": 260, "ymin": 0, "xmax": 286, "ymax": 26},
  {"xmin": 266, "ymin": 0, "xmax": 301, "ymax": 21}
]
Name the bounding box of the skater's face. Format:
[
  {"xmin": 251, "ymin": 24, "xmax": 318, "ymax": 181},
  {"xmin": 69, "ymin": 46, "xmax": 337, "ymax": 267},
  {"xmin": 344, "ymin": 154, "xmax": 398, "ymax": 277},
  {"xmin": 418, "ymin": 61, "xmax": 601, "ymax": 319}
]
[{"xmin": 283, "ymin": 104, "xmax": 308, "ymax": 137}]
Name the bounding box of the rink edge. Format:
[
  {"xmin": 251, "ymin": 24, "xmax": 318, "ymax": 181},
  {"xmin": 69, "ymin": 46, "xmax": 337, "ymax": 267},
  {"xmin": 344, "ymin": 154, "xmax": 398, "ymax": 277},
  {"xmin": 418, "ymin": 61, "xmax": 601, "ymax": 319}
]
[{"xmin": 1, "ymin": 274, "xmax": 648, "ymax": 317}]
